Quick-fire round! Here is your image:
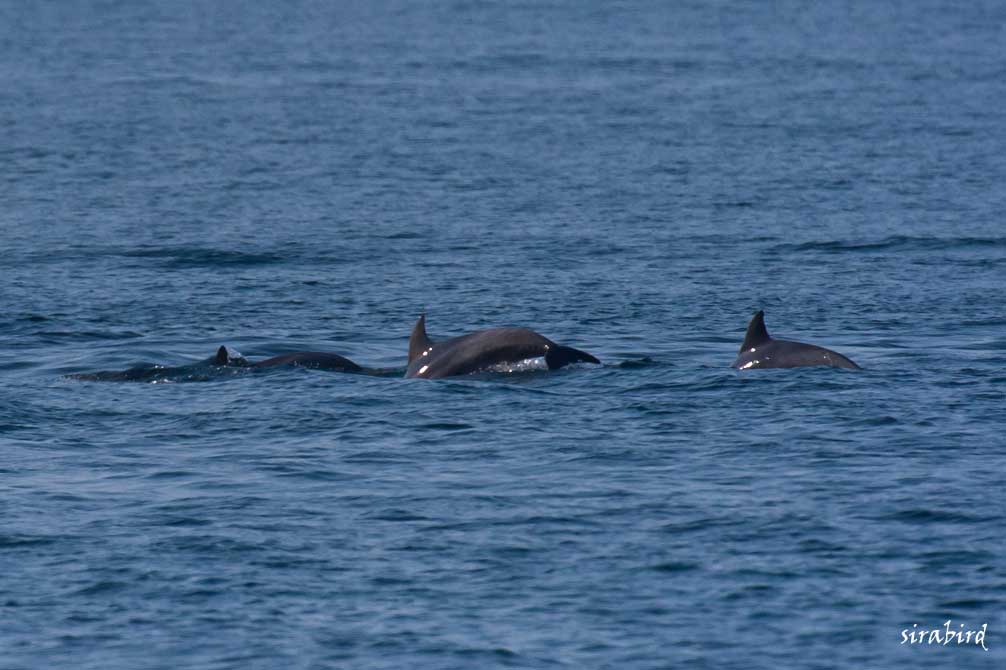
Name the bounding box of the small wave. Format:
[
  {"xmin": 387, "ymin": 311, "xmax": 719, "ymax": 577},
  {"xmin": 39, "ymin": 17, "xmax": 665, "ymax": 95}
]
[
  {"xmin": 271, "ymin": 469, "xmax": 352, "ymax": 482},
  {"xmin": 660, "ymin": 517, "xmax": 744, "ymax": 535},
  {"xmin": 471, "ymin": 53, "xmax": 549, "ymax": 69},
  {"xmin": 880, "ymin": 509, "xmax": 991, "ymax": 524},
  {"xmin": 145, "ymin": 470, "xmax": 198, "ymax": 480},
  {"xmin": 71, "ymin": 580, "xmax": 128, "ymax": 596},
  {"xmin": 648, "ymin": 561, "xmax": 701, "ymax": 573},
  {"xmin": 0, "ymin": 535, "xmax": 56, "ymax": 549},
  {"xmin": 938, "ymin": 598, "xmax": 1001, "ymax": 611},
  {"xmin": 364, "ymin": 509, "xmax": 429, "ymax": 522},
  {"xmin": 611, "ymin": 357, "xmax": 660, "ymax": 369},
  {"xmin": 850, "ymin": 415, "xmax": 899, "ymax": 427},
  {"xmin": 419, "ymin": 422, "xmax": 474, "ymax": 431},
  {"xmin": 34, "ymin": 329, "xmax": 143, "ymax": 341},
  {"xmin": 588, "ymin": 55, "xmax": 700, "ymax": 71},
  {"xmin": 162, "ymin": 517, "xmax": 213, "ymax": 528},
  {"xmin": 712, "ymin": 199, "xmax": 759, "ymax": 209},
  {"xmin": 121, "ymin": 247, "xmax": 286, "ymax": 268},
  {"xmin": 771, "ymin": 235, "xmax": 1006, "ymax": 254}
]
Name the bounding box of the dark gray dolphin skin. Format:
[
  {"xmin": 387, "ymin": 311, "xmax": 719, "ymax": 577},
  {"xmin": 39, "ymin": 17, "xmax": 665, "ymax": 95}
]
[
  {"xmin": 211, "ymin": 346, "xmax": 246, "ymax": 366},
  {"xmin": 247, "ymin": 350, "xmax": 362, "ymax": 372},
  {"xmin": 69, "ymin": 346, "xmax": 247, "ymax": 382},
  {"xmin": 211, "ymin": 346, "xmax": 361, "ymax": 372},
  {"xmin": 405, "ymin": 315, "xmax": 600, "ymax": 379},
  {"xmin": 732, "ymin": 311, "xmax": 860, "ymax": 370},
  {"xmin": 70, "ymin": 346, "xmax": 360, "ymax": 381}
]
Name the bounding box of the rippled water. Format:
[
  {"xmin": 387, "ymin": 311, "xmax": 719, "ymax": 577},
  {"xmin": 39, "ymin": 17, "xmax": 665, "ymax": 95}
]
[{"xmin": 2, "ymin": 1, "xmax": 1004, "ymax": 668}]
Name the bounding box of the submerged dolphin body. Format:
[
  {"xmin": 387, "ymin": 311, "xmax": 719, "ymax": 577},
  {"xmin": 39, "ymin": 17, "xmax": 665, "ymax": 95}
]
[
  {"xmin": 731, "ymin": 311, "xmax": 860, "ymax": 370},
  {"xmin": 211, "ymin": 346, "xmax": 362, "ymax": 372},
  {"xmin": 68, "ymin": 346, "xmax": 247, "ymax": 382},
  {"xmin": 69, "ymin": 346, "xmax": 361, "ymax": 382},
  {"xmin": 405, "ymin": 315, "xmax": 600, "ymax": 379},
  {"xmin": 246, "ymin": 349, "xmax": 362, "ymax": 372}
]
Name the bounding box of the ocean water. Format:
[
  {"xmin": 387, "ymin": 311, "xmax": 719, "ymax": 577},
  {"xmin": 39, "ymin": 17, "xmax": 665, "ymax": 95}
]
[{"xmin": 2, "ymin": 1, "xmax": 1004, "ymax": 668}]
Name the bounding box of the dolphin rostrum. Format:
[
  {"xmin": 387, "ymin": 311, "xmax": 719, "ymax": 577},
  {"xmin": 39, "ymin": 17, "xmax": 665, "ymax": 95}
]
[
  {"xmin": 731, "ymin": 310, "xmax": 860, "ymax": 370},
  {"xmin": 405, "ymin": 315, "xmax": 600, "ymax": 379}
]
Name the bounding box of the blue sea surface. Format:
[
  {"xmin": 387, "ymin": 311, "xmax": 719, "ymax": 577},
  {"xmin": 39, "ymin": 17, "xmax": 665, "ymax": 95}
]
[{"xmin": 2, "ymin": 1, "xmax": 1004, "ymax": 668}]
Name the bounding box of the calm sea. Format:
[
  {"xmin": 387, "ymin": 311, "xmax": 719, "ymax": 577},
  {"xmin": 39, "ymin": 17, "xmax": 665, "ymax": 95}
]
[{"xmin": 2, "ymin": 1, "xmax": 1004, "ymax": 668}]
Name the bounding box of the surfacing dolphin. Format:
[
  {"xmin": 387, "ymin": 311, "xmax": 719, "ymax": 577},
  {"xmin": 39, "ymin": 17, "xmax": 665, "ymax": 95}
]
[
  {"xmin": 405, "ymin": 315, "xmax": 600, "ymax": 379},
  {"xmin": 68, "ymin": 346, "xmax": 248, "ymax": 382},
  {"xmin": 208, "ymin": 346, "xmax": 362, "ymax": 372},
  {"xmin": 69, "ymin": 346, "xmax": 362, "ymax": 381},
  {"xmin": 241, "ymin": 348, "xmax": 362, "ymax": 372},
  {"xmin": 732, "ymin": 310, "xmax": 860, "ymax": 370}
]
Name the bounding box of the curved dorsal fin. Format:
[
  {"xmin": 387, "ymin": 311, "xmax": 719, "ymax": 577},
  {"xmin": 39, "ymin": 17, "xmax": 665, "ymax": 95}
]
[
  {"xmin": 740, "ymin": 310, "xmax": 771, "ymax": 351},
  {"xmin": 214, "ymin": 345, "xmax": 229, "ymax": 365},
  {"xmin": 408, "ymin": 314, "xmax": 433, "ymax": 363}
]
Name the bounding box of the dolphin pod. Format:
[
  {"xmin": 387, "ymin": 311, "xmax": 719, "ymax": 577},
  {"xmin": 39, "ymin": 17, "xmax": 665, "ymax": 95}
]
[{"xmin": 68, "ymin": 309, "xmax": 862, "ymax": 381}]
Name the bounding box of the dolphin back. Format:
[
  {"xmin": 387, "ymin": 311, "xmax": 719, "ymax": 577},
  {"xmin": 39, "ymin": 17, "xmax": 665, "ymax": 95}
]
[
  {"xmin": 733, "ymin": 338, "xmax": 860, "ymax": 370},
  {"xmin": 784, "ymin": 342, "xmax": 860, "ymax": 370},
  {"xmin": 733, "ymin": 310, "xmax": 860, "ymax": 370},
  {"xmin": 252, "ymin": 352, "xmax": 362, "ymax": 372},
  {"xmin": 405, "ymin": 320, "xmax": 600, "ymax": 379}
]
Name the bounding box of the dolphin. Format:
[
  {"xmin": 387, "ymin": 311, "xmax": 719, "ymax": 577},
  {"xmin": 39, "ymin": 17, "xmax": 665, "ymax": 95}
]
[
  {"xmin": 247, "ymin": 350, "xmax": 362, "ymax": 372},
  {"xmin": 210, "ymin": 346, "xmax": 362, "ymax": 372},
  {"xmin": 731, "ymin": 310, "xmax": 860, "ymax": 370},
  {"xmin": 68, "ymin": 346, "xmax": 247, "ymax": 382},
  {"xmin": 69, "ymin": 346, "xmax": 361, "ymax": 381},
  {"xmin": 405, "ymin": 315, "xmax": 600, "ymax": 379}
]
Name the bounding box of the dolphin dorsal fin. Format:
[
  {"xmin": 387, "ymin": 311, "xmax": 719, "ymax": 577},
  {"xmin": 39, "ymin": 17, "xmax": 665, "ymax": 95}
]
[
  {"xmin": 214, "ymin": 345, "xmax": 229, "ymax": 365},
  {"xmin": 740, "ymin": 310, "xmax": 771, "ymax": 351},
  {"xmin": 408, "ymin": 314, "xmax": 433, "ymax": 363}
]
